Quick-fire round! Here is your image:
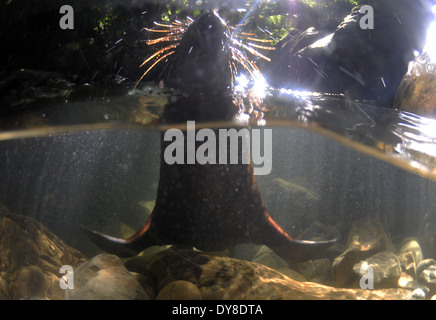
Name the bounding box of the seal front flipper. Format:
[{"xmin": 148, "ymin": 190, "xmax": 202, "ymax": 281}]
[
  {"xmin": 270, "ymin": 238, "xmax": 337, "ymax": 263},
  {"xmin": 82, "ymin": 220, "xmax": 159, "ymax": 258},
  {"xmin": 251, "ymin": 213, "xmax": 337, "ymax": 263}
]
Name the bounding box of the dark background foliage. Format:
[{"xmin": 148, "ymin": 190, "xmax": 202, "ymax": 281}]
[{"xmin": 0, "ymin": 0, "xmax": 364, "ymax": 84}]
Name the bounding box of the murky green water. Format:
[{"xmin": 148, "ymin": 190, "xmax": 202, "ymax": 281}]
[
  {"xmin": 2, "ymin": 0, "xmax": 436, "ymax": 304},
  {"xmin": 0, "ymin": 85, "xmax": 435, "ymax": 299}
]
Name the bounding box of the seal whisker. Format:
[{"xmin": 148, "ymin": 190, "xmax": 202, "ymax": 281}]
[
  {"xmin": 147, "ymin": 35, "xmax": 183, "ymax": 45},
  {"xmin": 230, "ymin": 47, "xmax": 258, "ymax": 78},
  {"xmin": 144, "ymin": 28, "xmax": 183, "ymax": 34},
  {"xmin": 139, "ymin": 44, "xmax": 179, "ymax": 68},
  {"xmin": 239, "ymin": 42, "xmax": 271, "ymax": 62},
  {"xmin": 238, "ymin": 32, "xmax": 256, "ymax": 36},
  {"xmin": 134, "ymin": 51, "xmax": 175, "ymax": 89},
  {"xmin": 247, "ymin": 42, "xmax": 276, "ymax": 51},
  {"xmin": 228, "ymin": 60, "xmax": 235, "ymax": 88},
  {"xmin": 153, "ymin": 22, "xmax": 182, "ymax": 28},
  {"xmin": 229, "ymin": 23, "xmax": 247, "ymax": 29},
  {"xmin": 244, "ymin": 37, "xmax": 274, "ymax": 43}
]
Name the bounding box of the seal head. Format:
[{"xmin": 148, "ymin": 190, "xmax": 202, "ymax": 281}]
[{"xmin": 162, "ymin": 11, "xmax": 233, "ymax": 95}]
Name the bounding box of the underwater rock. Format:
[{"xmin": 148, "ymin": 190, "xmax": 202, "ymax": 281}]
[
  {"xmin": 66, "ymin": 254, "xmax": 148, "ymax": 300},
  {"xmin": 138, "ymin": 200, "xmax": 155, "ymax": 217},
  {"xmin": 417, "ymin": 259, "xmax": 436, "ymax": 294},
  {"xmin": 398, "ymin": 238, "xmax": 423, "ymax": 277},
  {"xmin": 297, "ymin": 258, "xmax": 332, "ymax": 285},
  {"xmin": 276, "ymin": 268, "xmax": 307, "ymax": 282},
  {"xmin": 0, "ymin": 277, "xmax": 10, "ymax": 300},
  {"xmin": 251, "ymin": 246, "xmax": 327, "ymax": 283},
  {"xmin": 398, "ymin": 251, "xmax": 417, "ymax": 278},
  {"xmin": 353, "ymin": 251, "xmax": 402, "ymax": 289},
  {"xmin": 123, "ymin": 246, "xmax": 173, "ymax": 300},
  {"xmin": 120, "ymin": 223, "xmax": 139, "ymax": 239},
  {"xmin": 409, "ymin": 288, "xmax": 427, "ymax": 300},
  {"xmin": 0, "ymin": 209, "xmax": 87, "ymax": 274},
  {"xmin": 421, "ymin": 221, "xmax": 436, "ymax": 263},
  {"xmin": 11, "ymin": 266, "xmax": 48, "ymax": 300},
  {"xmin": 156, "ymin": 280, "xmax": 203, "ymax": 300},
  {"xmin": 398, "ymin": 275, "xmax": 430, "ymax": 299},
  {"xmin": 400, "ymin": 239, "xmax": 424, "ymax": 264},
  {"xmin": 331, "ymin": 219, "xmax": 393, "ymax": 287},
  {"xmin": 398, "ymin": 272, "xmax": 421, "ymax": 291},
  {"xmin": 394, "ymin": 52, "xmax": 436, "ymax": 117},
  {"xmin": 132, "ymin": 247, "xmax": 412, "ymax": 300},
  {"xmin": 229, "ymin": 244, "xmax": 262, "ymax": 262},
  {"xmin": 124, "ymin": 246, "xmax": 171, "ymax": 273},
  {"xmin": 252, "ymin": 246, "xmax": 288, "ymax": 270},
  {"xmin": 129, "ymin": 271, "xmax": 156, "ymax": 300},
  {"xmin": 417, "ymin": 259, "xmax": 436, "ymax": 274},
  {"xmin": 0, "ymin": 205, "xmax": 87, "ymax": 299}
]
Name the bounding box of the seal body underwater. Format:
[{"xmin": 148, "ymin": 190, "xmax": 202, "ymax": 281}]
[{"xmin": 84, "ymin": 11, "xmax": 336, "ymax": 263}]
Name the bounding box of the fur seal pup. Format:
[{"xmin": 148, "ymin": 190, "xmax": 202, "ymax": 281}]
[{"xmin": 84, "ymin": 11, "xmax": 336, "ymax": 262}]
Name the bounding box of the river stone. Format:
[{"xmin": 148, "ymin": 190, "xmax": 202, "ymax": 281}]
[
  {"xmin": 417, "ymin": 259, "xmax": 436, "ymax": 275},
  {"xmin": 138, "ymin": 200, "xmax": 155, "ymax": 216},
  {"xmin": 400, "ymin": 239, "xmax": 423, "ymax": 264},
  {"xmin": 130, "ymin": 271, "xmax": 156, "ymax": 300},
  {"xmin": 142, "ymin": 247, "xmax": 412, "ymax": 300},
  {"xmin": 409, "ymin": 288, "xmax": 427, "ymax": 300},
  {"xmin": 0, "ymin": 205, "xmax": 87, "ymax": 299},
  {"xmin": 397, "ymin": 269, "xmax": 430, "ymax": 295},
  {"xmin": 66, "ymin": 254, "xmax": 148, "ymax": 300},
  {"xmin": 398, "ymin": 238, "xmax": 423, "ymax": 277},
  {"xmin": 276, "ymin": 268, "xmax": 307, "ymax": 282},
  {"xmin": 297, "ymin": 258, "xmax": 332, "ymax": 285},
  {"xmin": 398, "ymin": 272, "xmax": 416, "ymax": 290},
  {"xmin": 229, "ymin": 244, "xmax": 262, "ymax": 262},
  {"xmin": 417, "ymin": 259, "xmax": 436, "ymax": 294},
  {"xmin": 0, "ymin": 277, "xmax": 10, "ymax": 300},
  {"xmin": 252, "ymin": 245, "xmax": 288, "ymax": 270},
  {"xmin": 11, "ymin": 266, "xmax": 48, "ymax": 299},
  {"xmin": 156, "ymin": 280, "xmax": 203, "ymax": 300},
  {"xmin": 394, "ymin": 51, "xmax": 436, "ymax": 117},
  {"xmin": 0, "ymin": 206, "xmax": 87, "ymax": 274},
  {"xmin": 398, "ymin": 251, "xmax": 416, "ymax": 278},
  {"xmin": 332, "ymin": 219, "xmax": 393, "ymax": 287},
  {"xmin": 421, "ymin": 221, "xmax": 436, "ymax": 264},
  {"xmin": 353, "ymin": 251, "xmax": 402, "ymax": 289}
]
